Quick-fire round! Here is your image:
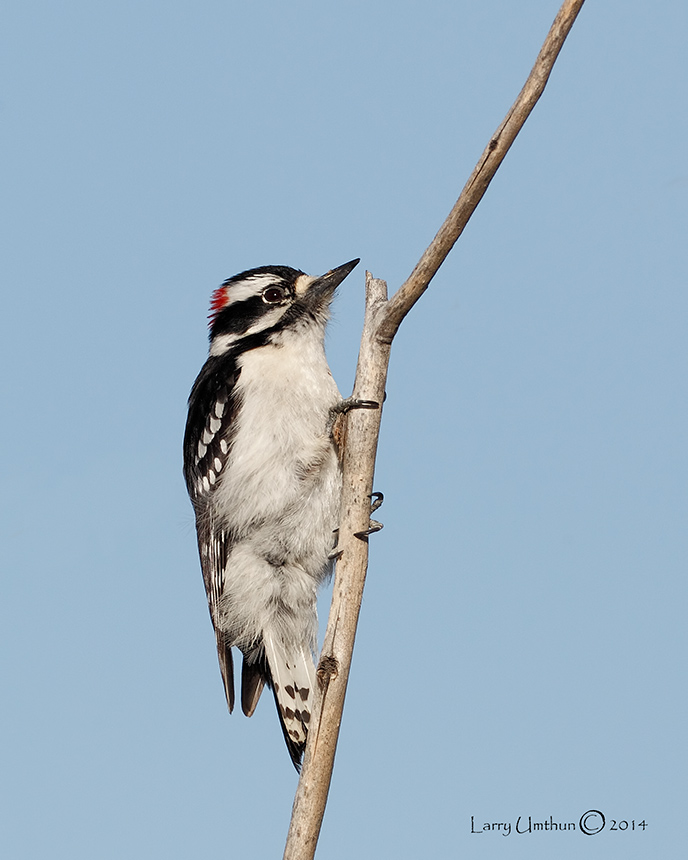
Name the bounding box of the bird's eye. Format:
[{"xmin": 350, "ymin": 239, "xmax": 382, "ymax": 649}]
[{"xmin": 262, "ymin": 286, "xmax": 286, "ymax": 304}]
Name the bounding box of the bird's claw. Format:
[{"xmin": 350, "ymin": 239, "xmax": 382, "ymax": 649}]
[
  {"xmin": 331, "ymin": 397, "xmax": 380, "ymax": 416},
  {"xmin": 354, "ymin": 494, "xmax": 384, "ymax": 539},
  {"xmin": 354, "ymin": 519, "xmax": 384, "ymax": 540}
]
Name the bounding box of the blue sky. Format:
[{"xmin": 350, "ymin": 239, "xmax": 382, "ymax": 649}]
[{"xmin": 1, "ymin": 1, "xmax": 686, "ymax": 858}]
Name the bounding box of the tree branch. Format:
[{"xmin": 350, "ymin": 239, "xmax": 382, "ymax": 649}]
[
  {"xmin": 379, "ymin": 0, "xmax": 586, "ymax": 343},
  {"xmin": 284, "ymin": 2, "xmax": 586, "ymax": 858},
  {"xmin": 283, "ymin": 272, "xmax": 389, "ymax": 860}
]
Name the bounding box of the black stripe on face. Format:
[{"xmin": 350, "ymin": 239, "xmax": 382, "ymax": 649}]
[
  {"xmin": 209, "ymin": 268, "xmax": 304, "ymax": 341},
  {"xmin": 210, "ymin": 294, "xmax": 274, "ymax": 339}
]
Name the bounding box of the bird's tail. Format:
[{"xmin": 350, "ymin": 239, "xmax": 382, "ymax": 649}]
[{"xmin": 263, "ymin": 632, "xmax": 316, "ymax": 770}]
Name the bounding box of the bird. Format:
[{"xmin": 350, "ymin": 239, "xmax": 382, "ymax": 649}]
[{"xmin": 183, "ymin": 259, "xmax": 360, "ymax": 768}]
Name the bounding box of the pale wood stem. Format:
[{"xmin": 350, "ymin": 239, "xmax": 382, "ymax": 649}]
[
  {"xmin": 284, "ymin": 2, "xmax": 586, "ymax": 858},
  {"xmin": 379, "ymin": 0, "xmax": 587, "ymax": 342}
]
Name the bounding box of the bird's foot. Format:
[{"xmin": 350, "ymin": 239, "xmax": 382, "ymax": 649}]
[
  {"xmin": 329, "ymin": 493, "xmax": 384, "ymax": 549},
  {"xmin": 354, "ymin": 520, "xmax": 383, "ymax": 540},
  {"xmin": 332, "ymin": 397, "xmax": 380, "ymax": 416},
  {"xmin": 328, "ymin": 528, "xmax": 342, "ymax": 561},
  {"xmin": 328, "ymin": 397, "xmax": 380, "ymax": 438},
  {"xmin": 354, "ymin": 492, "xmax": 384, "ymax": 540}
]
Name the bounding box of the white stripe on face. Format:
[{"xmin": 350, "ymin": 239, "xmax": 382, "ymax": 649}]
[
  {"xmin": 209, "ymin": 306, "xmax": 289, "ymax": 356},
  {"xmin": 225, "ymin": 274, "xmax": 286, "ymax": 305}
]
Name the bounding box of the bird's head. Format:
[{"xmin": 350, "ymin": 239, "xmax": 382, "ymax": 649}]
[{"xmin": 207, "ymin": 259, "xmax": 360, "ymax": 356}]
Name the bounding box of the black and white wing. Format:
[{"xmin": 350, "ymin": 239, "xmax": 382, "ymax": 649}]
[{"xmin": 183, "ymin": 353, "xmax": 241, "ymax": 712}]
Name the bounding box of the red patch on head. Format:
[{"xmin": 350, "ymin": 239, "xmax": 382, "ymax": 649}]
[{"xmin": 208, "ymin": 285, "xmax": 228, "ymax": 327}]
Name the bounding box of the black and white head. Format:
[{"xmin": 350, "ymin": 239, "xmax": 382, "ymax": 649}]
[{"xmin": 207, "ymin": 259, "xmax": 360, "ymax": 356}]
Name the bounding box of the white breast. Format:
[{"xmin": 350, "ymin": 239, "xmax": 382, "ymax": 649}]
[{"xmin": 213, "ymin": 324, "xmax": 342, "ymax": 564}]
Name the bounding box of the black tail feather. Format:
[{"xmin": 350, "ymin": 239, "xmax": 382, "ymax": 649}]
[
  {"xmin": 241, "ymin": 658, "xmax": 266, "ymax": 717},
  {"xmin": 216, "ymin": 634, "xmax": 235, "ymax": 713}
]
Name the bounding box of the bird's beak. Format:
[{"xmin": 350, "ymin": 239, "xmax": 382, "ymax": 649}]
[{"xmin": 308, "ymin": 258, "xmax": 360, "ymax": 298}]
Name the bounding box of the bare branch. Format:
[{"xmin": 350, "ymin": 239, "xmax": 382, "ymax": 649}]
[
  {"xmin": 378, "ymin": 0, "xmax": 586, "ymax": 343},
  {"xmin": 284, "ymin": 2, "xmax": 586, "ymax": 858},
  {"xmin": 283, "ymin": 273, "xmax": 390, "ymax": 860}
]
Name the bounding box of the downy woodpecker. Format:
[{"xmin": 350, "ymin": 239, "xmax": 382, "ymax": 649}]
[{"xmin": 183, "ymin": 259, "xmax": 359, "ymax": 768}]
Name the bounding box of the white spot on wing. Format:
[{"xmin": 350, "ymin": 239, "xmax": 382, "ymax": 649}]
[
  {"xmin": 208, "ymin": 470, "xmax": 216, "ymax": 485},
  {"xmin": 214, "ymin": 457, "xmax": 223, "ymax": 471},
  {"xmin": 202, "ymin": 476, "xmax": 210, "ymax": 492},
  {"xmin": 210, "ymin": 416, "xmax": 221, "ymax": 433},
  {"xmin": 197, "ymin": 440, "xmax": 207, "ymax": 460},
  {"xmin": 202, "ymin": 429, "xmax": 214, "ymax": 445},
  {"xmin": 220, "ymin": 439, "xmax": 229, "ymax": 454},
  {"xmin": 214, "ymin": 401, "xmax": 225, "ymax": 418}
]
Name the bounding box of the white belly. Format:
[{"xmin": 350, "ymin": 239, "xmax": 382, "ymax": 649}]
[{"xmin": 214, "ymin": 328, "xmax": 342, "ymax": 649}]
